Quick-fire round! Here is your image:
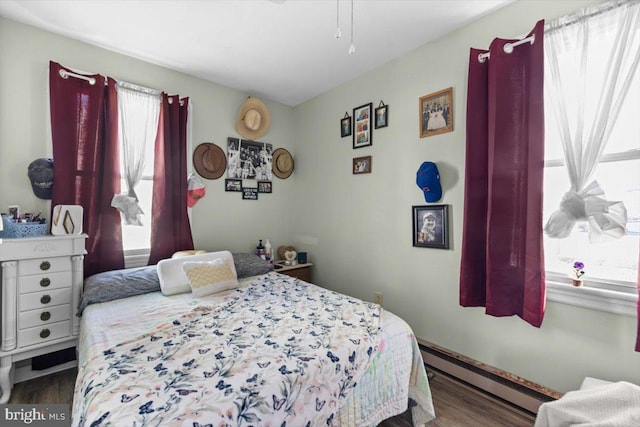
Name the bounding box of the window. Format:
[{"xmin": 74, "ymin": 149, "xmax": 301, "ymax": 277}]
[
  {"xmin": 115, "ymin": 83, "xmax": 161, "ymax": 267},
  {"xmin": 543, "ymin": 3, "xmax": 639, "ymax": 313}
]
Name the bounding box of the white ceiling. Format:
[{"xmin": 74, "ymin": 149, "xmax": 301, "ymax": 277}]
[{"xmin": 0, "ymin": 0, "xmax": 513, "ymax": 106}]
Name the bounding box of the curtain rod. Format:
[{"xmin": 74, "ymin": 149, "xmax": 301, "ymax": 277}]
[
  {"xmin": 58, "ymin": 68, "xmax": 103, "ymax": 85},
  {"xmin": 58, "ymin": 69, "xmax": 163, "ymax": 98},
  {"xmin": 477, "ymin": 34, "xmax": 535, "ymax": 63},
  {"xmin": 544, "ymin": 0, "xmax": 626, "ymax": 34},
  {"xmin": 117, "ymin": 81, "xmax": 161, "ymax": 97},
  {"xmin": 477, "ymin": 0, "xmax": 629, "ymax": 63}
]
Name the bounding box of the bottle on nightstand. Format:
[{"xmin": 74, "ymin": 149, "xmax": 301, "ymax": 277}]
[
  {"xmin": 256, "ymin": 240, "xmax": 266, "ymax": 260},
  {"xmin": 264, "ymin": 239, "xmax": 272, "ymax": 263}
]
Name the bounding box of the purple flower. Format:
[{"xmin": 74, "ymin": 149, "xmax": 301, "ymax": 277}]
[{"xmin": 573, "ymin": 261, "xmax": 585, "ymax": 279}]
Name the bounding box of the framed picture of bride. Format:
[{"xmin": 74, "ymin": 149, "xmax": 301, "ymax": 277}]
[{"xmin": 419, "ymin": 87, "xmax": 453, "ymax": 138}]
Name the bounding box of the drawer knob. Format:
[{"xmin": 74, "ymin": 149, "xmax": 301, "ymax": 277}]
[
  {"xmin": 40, "ymin": 329, "xmax": 51, "ymax": 339},
  {"xmin": 40, "ymin": 294, "xmax": 51, "ymax": 304},
  {"xmin": 40, "ymin": 311, "xmax": 51, "ymax": 321},
  {"xmin": 40, "ymin": 277, "xmax": 51, "ymax": 287},
  {"xmin": 40, "ymin": 261, "xmax": 51, "ymax": 271}
]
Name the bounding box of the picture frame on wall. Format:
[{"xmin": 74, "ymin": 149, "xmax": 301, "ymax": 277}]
[
  {"xmin": 227, "ymin": 138, "xmax": 273, "ymax": 180},
  {"xmin": 225, "ymin": 178, "xmax": 242, "ymax": 192},
  {"xmin": 412, "ymin": 204, "xmax": 449, "ymax": 249},
  {"xmin": 374, "ymin": 101, "xmax": 388, "ymax": 129},
  {"xmin": 352, "ymin": 156, "xmax": 372, "ymax": 174},
  {"xmin": 353, "ymin": 103, "xmax": 372, "ymax": 149},
  {"xmin": 242, "ymin": 187, "xmax": 258, "ymax": 200},
  {"xmin": 340, "ymin": 112, "xmax": 352, "ymax": 137},
  {"xmin": 419, "ymin": 87, "xmax": 453, "ymax": 138},
  {"xmin": 257, "ymin": 181, "xmax": 272, "ymax": 193}
]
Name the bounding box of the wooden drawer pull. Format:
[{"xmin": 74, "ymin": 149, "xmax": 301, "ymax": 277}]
[
  {"xmin": 39, "ymin": 329, "xmax": 51, "ymax": 339},
  {"xmin": 40, "ymin": 294, "xmax": 51, "ymax": 304},
  {"xmin": 40, "ymin": 311, "xmax": 51, "ymax": 321},
  {"xmin": 40, "ymin": 261, "xmax": 51, "ymax": 271},
  {"xmin": 40, "ymin": 277, "xmax": 51, "ymax": 287}
]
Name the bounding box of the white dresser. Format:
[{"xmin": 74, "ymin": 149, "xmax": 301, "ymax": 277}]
[{"xmin": 0, "ymin": 234, "xmax": 87, "ymax": 403}]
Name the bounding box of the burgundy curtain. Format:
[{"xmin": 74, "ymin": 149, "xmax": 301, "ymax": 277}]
[
  {"xmin": 459, "ymin": 21, "xmax": 546, "ymax": 327},
  {"xmin": 49, "ymin": 61, "xmax": 124, "ymax": 277},
  {"xmin": 148, "ymin": 95, "xmax": 193, "ymax": 264}
]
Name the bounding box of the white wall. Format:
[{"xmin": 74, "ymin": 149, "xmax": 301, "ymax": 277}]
[
  {"xmin": 291, "ymin": 0, "xmax": 639, "ymax": 393},
  {"xmin": 0, "ymin": 17, "xmax": 296, "ymax": 254},
  {"xmin": 1, "ymin": 0, "xmax": 638, "ymax": 394}
]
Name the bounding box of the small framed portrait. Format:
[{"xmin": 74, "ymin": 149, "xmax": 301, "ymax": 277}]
[
  {"xmin": 374, "ymin": 102, "xmax": 388, "ymax": 129},
  {"xmin": 353, "ymin": 103, "xmax": 372, "ymax": 149},
  {"xmin": 258, "ymin": 181, "xmax": 272, "ymax": 193},
  {"xmin": 225, "ymin": 178, "xmax": 242, "ymax": 192},
  {"xmin": 419, "ymin": 87, "xmax": 453, "ymax": 138},
  {"xmin": 8, "ymin": 205, "xmax": 19, "ymax": 220},
  {"xmin": 353, "ymin": 156, "xmax": 372, "ymax": 174},
  {"xmin": 413, "ymin": 204, "xmax": 449, "ymax": 249},
  {"xmin": 242, "ymin": 187, "xmax": 258, "ymax": 200},
  {"xmin": 340, "ymin": 113, "xmax": 352, "ymax": 137}
]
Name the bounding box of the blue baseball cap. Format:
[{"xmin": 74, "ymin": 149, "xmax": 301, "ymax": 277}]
[{"xmin": 416, "ymin": 162, "xmax": 442, "ymax": 203}]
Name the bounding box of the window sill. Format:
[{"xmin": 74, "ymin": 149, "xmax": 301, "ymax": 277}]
[
  {"xmin": 124, "ymin": 249, "xmax": 150, "ymax": 268},
  {"xmin": 546, "ymin": 280, "xmax": 637, "ymax": 317}
]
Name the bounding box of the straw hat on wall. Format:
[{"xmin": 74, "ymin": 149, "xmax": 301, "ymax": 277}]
[
  {"xmin": 236, "ymin": 97, "xmax": 271, "ymax": 140},
  {"xmin": 272, "ymin": 148, "xmax": 294, "ymax": 179}
]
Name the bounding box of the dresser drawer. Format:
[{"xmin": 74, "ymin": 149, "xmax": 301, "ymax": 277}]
[
  {"xmin": 17, "ymin": 320, "xmax": 71, "ymax": 348},
  {"xmin": 18, "ymin": 271, "xmax": 72, "ymax": 294},
  {"xmin": 19, "ymin": 288, "xmax": 71, "ymax": 312},
  {"xmin": 18, "ymin": 304, "xmax": 71, "ymax": 330},
  {"xmin": 18, "ymin": 257, "xmax": 71, "ymax": 276}
]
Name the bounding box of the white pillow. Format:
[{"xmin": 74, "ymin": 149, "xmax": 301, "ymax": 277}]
[
  {"xmin": 157, "ymin": 250, "xmax": 237, "ymax": 296},
  {"xmin": 182, "ymin": 259, "xmax": 239, "ymax": 297}
]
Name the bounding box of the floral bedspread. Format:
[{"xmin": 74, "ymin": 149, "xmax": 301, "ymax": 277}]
[{"xmin": 72, "ymin": 273, "xmax": 381, "ymax": 427}]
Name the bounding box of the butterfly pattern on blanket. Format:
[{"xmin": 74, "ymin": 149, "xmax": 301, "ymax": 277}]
[{"xmin": 72, "ymin": 273, "xmax": 381, "ymax": 427}]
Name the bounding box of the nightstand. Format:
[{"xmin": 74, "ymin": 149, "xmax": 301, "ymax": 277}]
[
  {"xmin": 0, "ymin": 234, "xmax": 87, "ymax": 403},
  {"xmin": 274, "ymin": 261, "xmax": 312, "ymax": 283}
]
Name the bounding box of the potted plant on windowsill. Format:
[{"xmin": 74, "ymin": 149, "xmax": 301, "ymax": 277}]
[{"xmin": 572, "ymin": 261, "xmax": 585, "ymax": 287}]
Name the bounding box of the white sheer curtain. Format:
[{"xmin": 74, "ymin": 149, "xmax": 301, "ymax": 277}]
[
  {"xmin": 111, "ymin": 81, "xmax": 161, "ymax": 225},
  {"xmin": 543, "ymin": 0, "xmax": 640, "ymax": 242}
]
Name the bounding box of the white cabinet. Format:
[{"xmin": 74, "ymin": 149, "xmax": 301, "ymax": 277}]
[{"xmin": 0, "ymin": 234, "xmax": 86, "ymax": 403}]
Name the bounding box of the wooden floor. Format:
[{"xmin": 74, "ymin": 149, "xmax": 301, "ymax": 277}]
[{"xmin": 9, "ymin": 366, "xmax": 535, "ymax": 426}]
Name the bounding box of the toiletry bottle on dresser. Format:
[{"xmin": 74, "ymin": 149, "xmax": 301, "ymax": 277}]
[
  {"xmin": 264, "ymin": 239, "xmax": 272, "ymax": 263},
  {"xmin": 256, "ymin": 240, "xmax": 266, "ymax": 259}
]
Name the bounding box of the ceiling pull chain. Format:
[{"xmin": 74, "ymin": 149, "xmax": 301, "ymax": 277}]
[{"xmin": 348, "ymin": 0, "xmax": 356, "ymax": 55}]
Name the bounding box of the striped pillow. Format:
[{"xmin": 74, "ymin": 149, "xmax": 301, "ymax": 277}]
[{"xmin": 182, "ymin": 259, "xmax": 239, "ymax": 297}]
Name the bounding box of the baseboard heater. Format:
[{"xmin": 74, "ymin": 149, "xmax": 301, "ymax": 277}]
[{"xmin": 418, "ymin": 339, "xmax": 563, "ymax": 414}]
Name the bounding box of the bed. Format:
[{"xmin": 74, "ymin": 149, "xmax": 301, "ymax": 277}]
[{"xmin": 71, "ymin": 252, "xmax": 435, "ymax": 426}]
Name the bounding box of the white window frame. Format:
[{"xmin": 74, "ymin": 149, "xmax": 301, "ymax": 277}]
[
  {"xmin": 122, "ymin": 173, "xmax": 154, "ymax": 268},
  {"xmin": 544, "ymin": 151, "xmax": 640, "ymax": 316}
]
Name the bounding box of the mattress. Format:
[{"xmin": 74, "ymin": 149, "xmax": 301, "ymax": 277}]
[{"xmin": 73, "ymin": 273, "xmax": 435, "ymax": 426}]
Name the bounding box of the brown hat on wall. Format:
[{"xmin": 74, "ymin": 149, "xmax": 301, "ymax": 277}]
[
  {"xmin": 193, "ymin": 143, "xmax": 226, "ymax": 180},
  {"xmin": 272, "ymin": 148, "xmax": 294, "ymax": 179},
  {"xmin": 236, "ymin": 97, "xmax": 271, "ymax": 140}
]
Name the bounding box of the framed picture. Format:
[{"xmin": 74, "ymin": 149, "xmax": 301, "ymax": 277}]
[
  {"xmin": 7, "ymin": 205, "xmax": 19, "ymax": 220},
  {"xmin": 257, "ymin": 181, "xmax": 272, "ymax": 193},
  {"xmin": 419, "ymin": 87, "xmax": 453, "ymax": 138},
  {"xmin": 340, "ymin": 113, "xmax": 352, "ymax": 137},
  {"xmin": 353, "ymin": 103, "xmax": 372, "ymax": 149},
  {"xmin": 412, "ymin": 204, "xmax": 449, "ymax": 249},
  {"xmin": 225, "ymin": 178, "xmax": 242, "ymax": 192},
  {"xmin": 242, "ymin": 187, "xmax": 258, "ymax": 200},
  {"xmin": 374, "ymin": 102, "xmax": 388, "ymax": 129},
  {"xmin": 227, "ymin": 137, "xmax": 273, "ymax": 180},
  {"xmin": 353, "ymin": 156, "xmax": 372, "ymax": 174}
]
